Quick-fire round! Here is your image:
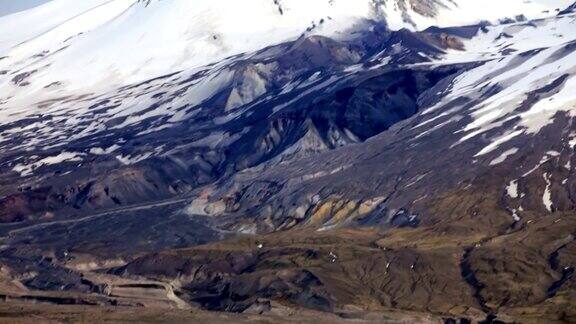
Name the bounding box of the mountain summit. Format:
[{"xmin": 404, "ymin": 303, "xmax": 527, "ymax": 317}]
[{"xmin": 0, "ymin": 0, "xmax": 567, "ymax": 88}]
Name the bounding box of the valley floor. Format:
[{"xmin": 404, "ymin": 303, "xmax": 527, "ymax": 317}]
[
  {"xmin": 0, "ymin": 203, "xmax": 574, "ymax": 323},
  {"xmin": 0, "ymin": 302, "xmax": 452, "ymax": 324}
]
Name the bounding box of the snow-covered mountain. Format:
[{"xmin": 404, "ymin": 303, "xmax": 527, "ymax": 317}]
[
  {"xmin": 0, "ymin": 0, "xmax": 571, "ymax": 169},
  {"xmin": 1, "ymin": 1, "xmax": 576, "ymax": 322},
  {"xmin": 0, "ymin": 0, "xmax": 573, "ymax": 208},
  {"xmin": 0, "ymin": 0, "xmax": 569, "ymax": 90}
]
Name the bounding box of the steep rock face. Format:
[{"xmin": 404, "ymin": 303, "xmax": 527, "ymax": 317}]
[
  {"xmin": 198, "ymin": 10, "xmax": 576, "ymax": 234},
  {"xmin": 0, "ymin": 25, "xmax": 461, "ymax": 222},
  {"xmin": 0, "ymin": 1, "xmax": 572, "ymax": 242},
  {"xmin": 0, "ymin": 64, "xmax": 456, "ymax": 222},
  {"xmin": 382, "ymin": 0, "xmax": 449, "ymax": 28},
  {"xmin": 559, "ymin": 1, "xmax": 576, "ymax": 14}
]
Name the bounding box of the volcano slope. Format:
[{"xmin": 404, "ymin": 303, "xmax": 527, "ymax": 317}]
[{"xmin": 0, "ymin": 1, "xmax": 576, "ymax": 323}]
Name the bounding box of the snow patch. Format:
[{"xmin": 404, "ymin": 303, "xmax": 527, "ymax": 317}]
[
  {"xmin": 89, "ymin": 144, "xmax": 120, "ymax": 155},
  {"xmin": 12, "ymin": 151, "xmax": 84, "ymax": 176},
  {"xmin": 116, "ymin": 152, "xmax": 153, "ymax": 165},
  {"xmin": 475, "ymin": 131, "xmax": 524, "ymax": 156},
  {"xmin": 490, "ymin": 148, "xmax": 519, "ymax": 165},
  {"xmin": 543, "ymin": 172, "xmax": 554, "ymax": 212},
  {"xmin": 511, "ymin": 209, "xmax": 521, "ymax": 222},
  {"xmin": 506, "ymin": 180, "xmax": 519, "ymax": 199}
]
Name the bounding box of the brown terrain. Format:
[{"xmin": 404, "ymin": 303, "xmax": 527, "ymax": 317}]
[{"xmin": 0, "ymin": 188, "xmax": 574, "ymax": 323}]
